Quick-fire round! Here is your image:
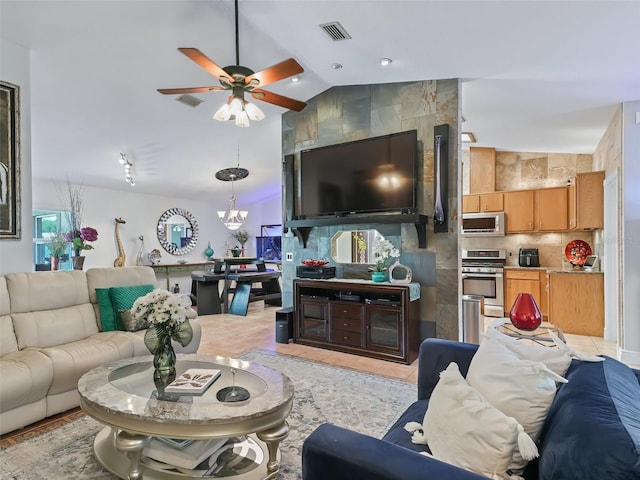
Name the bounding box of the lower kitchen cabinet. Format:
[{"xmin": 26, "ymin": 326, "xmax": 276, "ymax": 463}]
[
  {"xmin": 294, "ymin": 279, "xmax": 420, "ymax": 364},
  {"xmin": 504, "ymin": 269, "xmax": 548, "ymax": 318},
  {"xmin": 548, "ymin": 272, "xmax": 604, "ymax": 336}
]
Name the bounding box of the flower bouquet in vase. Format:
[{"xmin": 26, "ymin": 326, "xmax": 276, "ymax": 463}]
[
  {"xmin": 130, "ymin": 289, "xmax": 196, "ymax": 382},
  {"xmin": 371, "ymin": 238, "xmax": 400, "ymax": 282}
]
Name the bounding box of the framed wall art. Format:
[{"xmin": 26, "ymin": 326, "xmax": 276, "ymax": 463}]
[{"xmin": 0, "ymin": 80, "xmax": 21, "ymax": 239}]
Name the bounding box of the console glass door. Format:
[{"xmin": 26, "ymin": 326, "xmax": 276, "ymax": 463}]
[
  {"xmin": 366, "ymin": 308, "xmax": 402, "ymax": 354},
  {"xmin": 299, "ymin": 300, "xmax": 329, "ymax": 341}
]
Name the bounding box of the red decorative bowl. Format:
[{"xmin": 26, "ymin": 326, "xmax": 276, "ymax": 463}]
[{"xmin": 301, "ymin": 259, "xmax": 329, "ymax": 267}]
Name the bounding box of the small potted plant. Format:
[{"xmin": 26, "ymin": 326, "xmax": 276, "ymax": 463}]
[
  {"xmin": 46, "ymin": 233, "xmax": 70, "ymax": 271},
  {"xmin": 371, "ymin": 237, "xmax": 400, "ymax": 282},
  {"xmin": 230, "ymin": 230, "xmax": 249, "ymax": 256}
]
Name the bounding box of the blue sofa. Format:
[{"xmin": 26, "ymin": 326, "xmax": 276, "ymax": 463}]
[{"xmin": 302, "ymin": 338, "xmax": 640, "ymax": 480}]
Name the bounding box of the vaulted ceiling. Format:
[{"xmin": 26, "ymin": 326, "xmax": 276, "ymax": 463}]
[{"xmin": 2, "ymin": 0, "xmax": 638, "ymax": 205}]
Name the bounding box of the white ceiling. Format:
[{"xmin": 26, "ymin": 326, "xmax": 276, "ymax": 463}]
[{"xmin": 2, "ymin": 0, "xmax": 639, "ymax": 205}]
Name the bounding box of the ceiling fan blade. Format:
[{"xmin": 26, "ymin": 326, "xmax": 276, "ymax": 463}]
[
  {"xmin": 245, "ymin": 58, "xmax": 304, "ymax": 88},
  {"xmin": 252, "ymin": 89, "xmax": 306, "ymax": 112},
  {"xmin": 157, "ymin": 86, "xmax": 225, "ymax": 95},
  {"xmin": 178, "ymin": 48, "xmax": 233, "ymax": 82}
]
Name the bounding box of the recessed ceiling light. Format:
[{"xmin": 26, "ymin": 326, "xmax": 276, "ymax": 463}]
[
  {"xmin": 331, "ymin": 63, "xmax": 343, "ymax": 70},
  {"xmin": 379, "ymin": 58, "xmax": 392, "ymax": 66},
  {"xmin": 290, "ymin": 76, "xmax": 300, "ymax": 83},
  {"xmin": 461, "ymin": 132, "xmax": 477, "ymax": 143}
]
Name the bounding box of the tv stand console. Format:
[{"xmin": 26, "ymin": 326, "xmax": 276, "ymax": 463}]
[
  {"xmin": 284, "ymin": 213, "xmax": 429, "ymax": 248},
  {"xmin": 293, "ymin": 279, "xmax": 420, "ymax": 364}
]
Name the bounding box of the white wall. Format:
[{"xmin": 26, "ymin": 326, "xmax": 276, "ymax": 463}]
[
  {"xmin": 0, "ymin": 38, "xmax": 33, "ymax": 274},
  {"xmin": 31, "ymin": 179, "xmax": 279, "ymax": 291},
  {"xmin": 621, "ymin": 100, "xmax": 640, "ymax": 365}
]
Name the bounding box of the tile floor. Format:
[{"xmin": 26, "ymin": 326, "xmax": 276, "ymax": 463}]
[{"xmin": 197, "ymin": 303, "xmax": 631, "ymax": 385}]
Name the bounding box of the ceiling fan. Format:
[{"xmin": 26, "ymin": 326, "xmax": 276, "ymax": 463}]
[{"xmin": 157, "ymin": 0, "xmax": 306, "ymax": 127}]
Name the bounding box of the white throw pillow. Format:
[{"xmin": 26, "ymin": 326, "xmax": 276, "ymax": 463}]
[
  {"xmin": 404, "ymin": 362, "xmax": 538, "ymax": 480},
  {"xmin": 466, "ymin": 337, "xmax": 567, "ymax": 474},
  {"xmin": 484, "ymin": 318, "xmax": 604, "ymax": 376}
]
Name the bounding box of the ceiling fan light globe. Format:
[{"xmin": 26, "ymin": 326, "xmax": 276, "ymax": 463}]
[
  {"xmin": 229, "ymin": 97, "xmax": 244, "ymax": 116},
  {"xmin": 244, "ymin": 102, "xmax": 265, "ymax": 121},
  {"xmin": 235, "ymin": 110, "xmax": 250, "ymax": 127},
  {"xmin": 214, "ymin": 103, "xmax": 232, "ymax": 121}
]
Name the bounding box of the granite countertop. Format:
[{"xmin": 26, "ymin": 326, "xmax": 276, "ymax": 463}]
[{"xmin": 505, "ymin": 266, "xmax": 602, "ymax": 274}]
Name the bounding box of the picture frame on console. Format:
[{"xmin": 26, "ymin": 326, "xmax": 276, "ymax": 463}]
[{"xmin": 0, "ymin": 81, "xmax": 21, "ymax": 239}]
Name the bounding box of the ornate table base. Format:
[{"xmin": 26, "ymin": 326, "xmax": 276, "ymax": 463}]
[{"xmin": 94, "ymin": 425, "xmax": 287, "ymax": 480}]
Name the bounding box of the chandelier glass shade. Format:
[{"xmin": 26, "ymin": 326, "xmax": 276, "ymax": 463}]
[{"xmin": 217, "ymin": 193, "xmax": 248, "ymax": 231}]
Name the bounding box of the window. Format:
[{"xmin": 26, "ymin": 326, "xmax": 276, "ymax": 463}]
[{"xmin": 33, "ymin": 209, "xmax": 72, "ymax": 271}]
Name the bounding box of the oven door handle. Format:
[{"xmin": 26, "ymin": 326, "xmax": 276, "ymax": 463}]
[{"xmin": 461, "ymin": 273, "xmax": 503, "ymax": 279}]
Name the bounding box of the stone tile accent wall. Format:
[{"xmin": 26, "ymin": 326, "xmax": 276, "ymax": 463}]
[{"xmin": 282, "ymin": 80, "xmax": 461, "ymax": 341}]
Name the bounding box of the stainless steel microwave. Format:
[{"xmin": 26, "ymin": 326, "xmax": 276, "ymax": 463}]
[{"xmin": 461, "ymin": 212, "xmax": 506, "ymax": 236}]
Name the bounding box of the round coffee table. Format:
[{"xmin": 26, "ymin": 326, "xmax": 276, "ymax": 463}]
[{"xmin": 78, "ymin": 354, "xmax": 294, "ymax": 480}]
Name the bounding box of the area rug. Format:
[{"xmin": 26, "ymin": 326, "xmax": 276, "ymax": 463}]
[{"xmin": 0, "ymin": 350, "xmax": 416, "ymax": 479}]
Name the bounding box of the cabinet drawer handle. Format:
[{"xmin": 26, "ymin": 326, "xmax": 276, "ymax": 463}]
[
  {"xmin": 343, "ymin": 309, "xmax": 348, "ymax": 313},
  {"xmin": 343, "ymin": 323, "xmax": 349, "ymax": 327},
  {"xmin": 343, "ymin": 336, "xmax": 349, "ymax": 340}
]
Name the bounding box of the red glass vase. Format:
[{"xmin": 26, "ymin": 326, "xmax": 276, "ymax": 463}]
[{"xmin": 509, "ymin": 293, "xmax": 542, "ymax": 331}]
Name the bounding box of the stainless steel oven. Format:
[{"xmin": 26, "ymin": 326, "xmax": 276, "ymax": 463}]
[{"xmin": 462, "ymin": 249, "xmax": 506, "ymax": 318}]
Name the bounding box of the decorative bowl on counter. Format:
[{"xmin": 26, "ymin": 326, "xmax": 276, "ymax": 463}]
[{"xmin": 301, "ymin": 259, "xmax": 329, "ymax": 267}]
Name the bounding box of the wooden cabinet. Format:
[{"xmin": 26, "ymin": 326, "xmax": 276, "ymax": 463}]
[
  {"xmin": 469, "ymin": 147, "xmax": 496, "ymax": 193},
  {"xmin": 462, "ymin": 193, "xmax": 504, "ymax": 213},
  {"xmin": 504, "ymin": 269, "xmax": 548, "ymax": 318},
  {"xmin": 504, "ymin": 187, "xmax": 568, "ymax": 233},
  {"xmin": 548, "ymin": 273, "xmax": 604, "ymax": 336},
  {"xmin": 294, "ymin": 279, "xmax": 420, "ymax": 364},
  {"xmin": 535, "ymin": 187, "xmax": 568, "ymax": 231},
  {"xmin": 568, "ymin": 171, "xmax": 605, "ymax": 230},
  {"xmin": 504, "ymin": 190, "xmax": 535, "ymax": 232}
]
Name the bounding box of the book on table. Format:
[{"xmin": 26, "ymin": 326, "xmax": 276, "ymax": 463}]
[
  {"xmin": 143, "ymin": 436, "xmax": 229, "ymax": 470},
  {"xmin": 164, "ymin": 368, "xmax": 221, "ymax": 394}
]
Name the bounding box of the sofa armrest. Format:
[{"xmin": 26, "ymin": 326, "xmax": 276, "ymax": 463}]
[
  {"xmin": 417, "ymin": 338, "xmax": 479, "ymax": 400},
  {"xmin": 302, "ymin": 424, "xmax": 488, "ymax": 480}
]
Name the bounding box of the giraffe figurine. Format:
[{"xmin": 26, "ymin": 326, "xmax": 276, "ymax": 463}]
[{"xmin": 114, "ymin": 217, "xmax": 127, "ymax": 267}]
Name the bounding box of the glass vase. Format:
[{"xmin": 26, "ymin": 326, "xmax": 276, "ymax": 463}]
[
  {"xmin": 72, "ymin": 255, "xmax": 85, "ymax": 270},
  {"xmin": 153, "ymin": 339, "xmax": 177, "ymax": 377},
  {"xmin": 509, "ymin": 293, "xmax": 542, "ymax": 331}
]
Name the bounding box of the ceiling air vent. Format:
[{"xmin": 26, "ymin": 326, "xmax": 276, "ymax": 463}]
[
  {"xmin": 176, "ymin": 94, "xmax": 203, "ymax": 108},
  {"xmin": 319, "ymin": 21, "xmax": 352, "ymax": 41}
]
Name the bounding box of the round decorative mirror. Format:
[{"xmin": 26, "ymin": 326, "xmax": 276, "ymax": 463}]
[{"xmin": 157, "ymin": 208, "xmax": 199, "ymax": 256}]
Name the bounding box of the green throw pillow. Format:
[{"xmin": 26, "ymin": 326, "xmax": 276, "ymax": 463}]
[
  {"xmin": 119, "ymin": 309, "xmax": 150, "ymax": 332},
  {"xmin": 109, "ymin": 284, "xmax": 155, "ymax": 331},
  {"xmin": 95, "ymin": 288, "xmax": 118, "ymax": 331}
]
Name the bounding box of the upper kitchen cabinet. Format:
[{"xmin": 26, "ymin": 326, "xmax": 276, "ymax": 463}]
[
  {"xmin": 462, "ymin": 192, "xmax": 504, "ymax": 213},
  {"xmin": 568, "ymin": 171, "xmax": 605, "ymax": 230},
  {"xmin": 504, "ymin": 187, "xmax": 568, "ymax": 233},
  {"xmin": 504, "ymin": 190, "xmax": 535, "ymax": 232},
  {"xmin": 535, "ymin": 187, "xmax": 568, "ymax": 231},
  {"xmin": 468, "ymin": 147, "xmax": 496, "ymax": 193}
]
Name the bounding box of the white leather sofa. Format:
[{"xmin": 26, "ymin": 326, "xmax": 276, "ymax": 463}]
[{"xmin": 0, "ymin": 266, "xmax": 201, "ymax": 435}]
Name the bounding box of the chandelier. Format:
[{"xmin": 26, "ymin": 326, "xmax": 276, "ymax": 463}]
[{"xmin": 216, "ymin": 146, "xmax": 249, "ymax": 230}]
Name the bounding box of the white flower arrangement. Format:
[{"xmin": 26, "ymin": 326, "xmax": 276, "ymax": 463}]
[
  {"xmin": 131, "ymin": 289, "xmax": 196, "ymax": 329},
  {"xmin": 372, "ymin": 238, "xmax": 400, "ymax": 272}
]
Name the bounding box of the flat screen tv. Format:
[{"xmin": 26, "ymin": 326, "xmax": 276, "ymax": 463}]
[{"xmin": 298, "ymin": 130, "xmax": 418, "ymax": 218}]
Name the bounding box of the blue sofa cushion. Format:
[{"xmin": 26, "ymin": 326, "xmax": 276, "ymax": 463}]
[
  {"xmin": 382, "ymin": 399, "xmax": 430, "ymax": 454},
  {"xmin": 538, "ymin": 356, "xmax": 640, "ymax": 480}
]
